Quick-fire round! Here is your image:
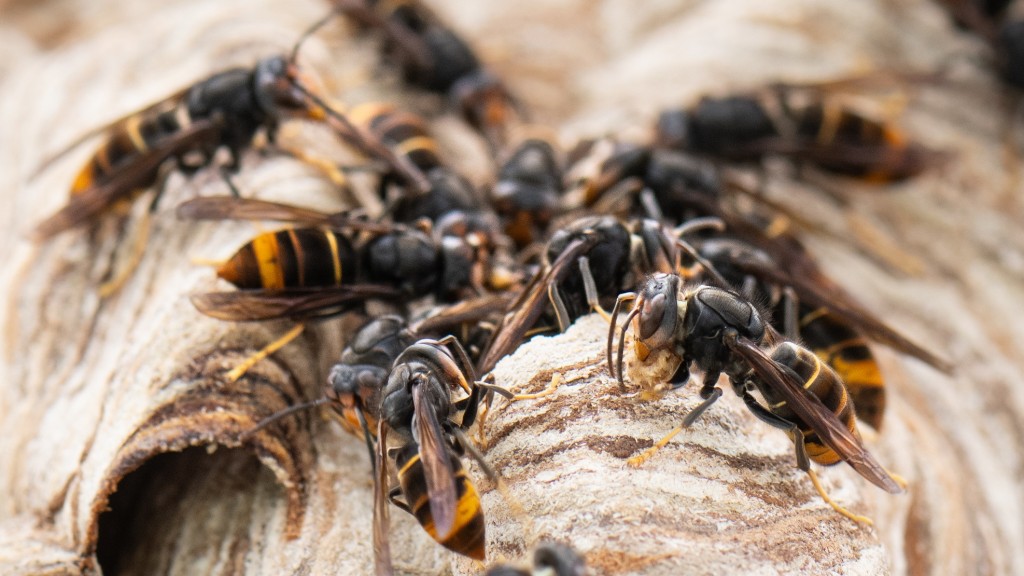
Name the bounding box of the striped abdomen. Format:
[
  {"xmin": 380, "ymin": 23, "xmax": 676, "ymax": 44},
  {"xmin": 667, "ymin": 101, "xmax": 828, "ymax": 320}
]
[
  {"xmin": 395, "ymin": 445, "xmax": 485, "ymax": 560},
  {"xmin": 350, "ymin": 103, "xmax": 441, "ymax": 172},
  {"xmin": 758, "ymin": 342, "xmax": 859, "ymax": 467},
  {"xmin": 794, "ymin": 103, "xmax": 926, "ymax": 182},
  {"xmin": 216, "ymin": 228, "xmax": 358, "ymax": 290},
  {"xmin": 70, "ymin": 102, "xmax": 184, "ymax": 196},
  {"xmin": 798, "ymin": 307, "xmax": 885, "ymax": 430}
]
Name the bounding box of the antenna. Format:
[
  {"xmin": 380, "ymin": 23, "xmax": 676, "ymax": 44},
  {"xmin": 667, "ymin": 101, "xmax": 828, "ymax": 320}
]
[
  {"xmin": 239, "ymin": 396, "xmax": 329, "ymax": 442},
  {"xmin": 290, "ymin": 9, "xmax": 340, "ymax": 63}
]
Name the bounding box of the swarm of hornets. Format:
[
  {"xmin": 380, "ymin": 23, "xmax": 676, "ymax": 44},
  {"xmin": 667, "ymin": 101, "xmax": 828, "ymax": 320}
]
[{"xmin": 31, "ymin": 0, "xmax": 961, "ymax": 573}]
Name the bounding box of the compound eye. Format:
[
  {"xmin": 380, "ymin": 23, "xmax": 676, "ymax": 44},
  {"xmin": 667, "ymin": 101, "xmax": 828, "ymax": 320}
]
[
  {"xmin": 638, "ymin": 292, "xmax": 668, "ymax": 339},
  {"xmin": 255, "ymin": 57, "xmax": 310, "ymax": 116}
]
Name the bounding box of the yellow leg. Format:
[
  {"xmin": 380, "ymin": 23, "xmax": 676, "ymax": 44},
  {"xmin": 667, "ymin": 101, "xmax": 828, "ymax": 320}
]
[
  {"xmin": 888, "ymin": 470, "xmax": 908, "ymax": 491},
  {"xmin": 98, "ymin": 210, "xmax": 152, "ymax": 297},
  {"xmin": 474, "ymin": 401, "xmax": 491, "ymax": 450},
  {"xmin": 627, "ymin": 424, "xmax": 685, "ymax": 468},
  {"xmin": 846, "ymin": 211, "xmax": 926, "ymax": 276},
  {"xmin": 282, "ymin": 145, "xmax": 350, "ymax": 190},
  {"xmin": 806, "ymin": 469, "xmax": 873, "ymax": 526},
  {"xmin": 492, "ymin": 476, "xmax": 534, "ymax": 549},
  {"xmin": 764, "ymin": 214, "xmax": 792, "ymax": 239},
  {"xmin": 225, "ymin": 323, "xmax": 305, "ymax": 383},
  {"xmin": 512, "ymin": 374, "xmax": 562, "ymax": 401},
  {"xmin": 592, "ymin": 302, "xmax": 613, "ymax": 324}
]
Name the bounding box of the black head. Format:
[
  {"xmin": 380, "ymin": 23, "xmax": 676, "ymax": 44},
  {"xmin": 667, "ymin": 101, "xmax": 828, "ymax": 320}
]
[
  {"xmin": 438, "ymin": 235, "xmax": 479, "ymax": 299},
  {"xmin": 451, "ymin": 69, "xmax": 515, "ymax": 143},
  {"xmin": 634, "ymin": 273, "xmax": 682, "ymax": 350},
  {"xmin": 492, "ymin": 139, "xmax": 562, "ymax": 244},
  {"xmin": 252, "ymin": 55, "xmax": 314, "ymax": 118},
  {"xmin": 484, "ymin": 543, "xmax": 586, "ymax": 576},
  {"xmin": 534, "ymin": 542, "xmax": 587, "ymax": 576},
  {"xmin": 494, "ymin": 139, "xmax": 561, "ymax": 207},
  {"xmin": 326, "ymin": 363, "xmax": 387, "ymax": 410},
  {"xmin": 608, "ymin": 272, "xmax": 681, "ymax": 391}
]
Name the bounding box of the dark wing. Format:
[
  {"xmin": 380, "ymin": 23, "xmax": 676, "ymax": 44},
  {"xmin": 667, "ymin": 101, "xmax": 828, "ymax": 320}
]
[
  {"xmin": 409, "ymin": 293, "xmax": 511, "ymax": 336},
  {"xmin": 718, "ymin": 235, "xmax": 952, "ymax": 373},
  {"xmin": 475, "ymin": 235, "xmax": 598, "ymax": 375},
  {"xmin": 31, "ymin": 119, "xmax": 223, "ymax": 241},
  {"xmin": 177, "ymin": 197, "xmax": 335, "ymax": 227},
  {"xmin": 728, "ymin": 336, "xmax": 904, "ymax": 494},
  {"xmin": 176, "ymin": 196, "xmax": 399, "ymax": 234},
  {"xmin": 755, "ymin": 137, "xmax": 943, "ymax": 181},
  {"xmin": 285, "ymin": 59, "xmax": 431, "ymax": 194},
  {"xmin": 29, "ymin": 87, "xmax": 192, "ymax": 180},
  {"xmin": 190, "ymin": 285, "xmax": 401, "ymax": 322},
  {"xmin": 373, "ymin": 420, "xmax": 393, "ymax": 576},
  {"xmin": 411, "ymin": 381, "xmax": 457, "ymax": 540}
]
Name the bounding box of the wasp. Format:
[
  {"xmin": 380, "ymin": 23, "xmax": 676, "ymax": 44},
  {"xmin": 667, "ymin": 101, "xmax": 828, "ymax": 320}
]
[
  {"xmin": 607, "ymin": 274, "xmax": 905, "ymax": 524},
  {"xmin": 335, "ymin": 0, "xmax": 519, "ymax": 150},
  {"xmin": 476, "ymin": 214, "xmax": 723, "ymax": 375},
  {"xmin": 570, "ymin": 148, "xmax": 953, "ymax": 387},
  {"xmin": 30, "ymin": 16, "xmax": 428, "ymax": 294},
  {"xmin": 576, "ymin": 141, "xmax": 724, "ymax": 222},
  {"xmin": 324, "ymin": 303, "xmax": 508, "ymax": 469},
  {"xmin": 486, "ymin": 543, "xmax": 587, "ymax": 576},
  {"xmin": 345, "ymin": 102, "xmax": 523, "ymax": 288},
  {"xmin": 490, "ymin": 138, "xmax": 565, "ymax": 248},
  {"xmin": 655, "ymin": 82, "xmax": 940, "ymax": 183},
  {"xmin": 347, "ymin": 102, "xmax": 489, "ymax": 224},
  {"xmin": 178, "ymin": 195, "xmax": 515, "ymax": 382},
  {"xmin": 237, "ymin": 301, "xmax": 515, "ymax": 572},
  {"xmin": 570, "ymin": 138, "xmax": 833, "ymax": 251},
  {"xmin": 178, "ymin": 196, "xmax": 509, "ymax": 321},
  {"xmin": 374, "ymin": 336, "xmax": 515, "ymax": 572},
  {"xmin": 689, "ymin": 229, "xmax": 953, "ymax": 428}
]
